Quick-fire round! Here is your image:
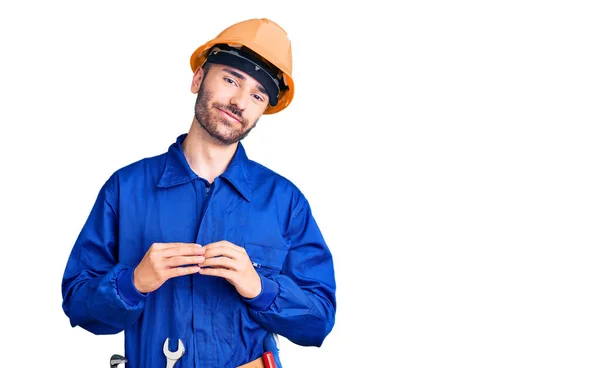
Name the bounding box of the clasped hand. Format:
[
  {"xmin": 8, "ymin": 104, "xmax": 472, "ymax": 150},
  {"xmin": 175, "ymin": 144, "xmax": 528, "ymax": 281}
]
[{"xmin": 133, "ymin": 241, "xmax": 261, "ymax": 299}]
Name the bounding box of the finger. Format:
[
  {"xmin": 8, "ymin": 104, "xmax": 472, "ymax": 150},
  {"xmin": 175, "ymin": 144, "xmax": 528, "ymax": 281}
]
[
  {"xmin": 201, "ymin": 256, "xmax": 237, "ymax": 271},
  {"xmin": 152, "ymin": 242, "xmax": 194, "ymax": 250},
  {"xmin": 166, "ymin": 265, "xmax": 201, "ymax": 278},
  {"xmin": 203, "ymin": 241, "xmax": 245, "ymax": 253},
  {"xmin": 199, "ymin": 266, "xmax": 233, "ymax": 279},
  {"xmin": 166, "ymin": 255, "xmax": 205, "ymax": 268},
  {"xmin": 162, "ymin": 244, "xmax": 205, "ymax": 257},
  {"xmin": 203, "ymin": 246, "xmax": 241, "ymax": 260}
]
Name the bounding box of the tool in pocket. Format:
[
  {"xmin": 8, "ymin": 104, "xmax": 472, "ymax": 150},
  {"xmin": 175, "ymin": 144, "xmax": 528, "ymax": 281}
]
[{"xmin": 163, "ymin": 338, "xmax": 185, "ymax": 368}]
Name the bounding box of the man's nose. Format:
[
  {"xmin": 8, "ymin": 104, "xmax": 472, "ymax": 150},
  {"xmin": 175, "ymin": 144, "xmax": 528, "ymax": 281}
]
[{"xmin": 230, "ymin": 89, "xmax": 249, "ymax": 111}]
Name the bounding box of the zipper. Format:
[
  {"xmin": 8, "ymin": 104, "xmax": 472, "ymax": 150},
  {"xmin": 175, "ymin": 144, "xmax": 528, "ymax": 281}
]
[{"xmin": 251, "ymin": 261, "xmax": 279, "ymax": 271}]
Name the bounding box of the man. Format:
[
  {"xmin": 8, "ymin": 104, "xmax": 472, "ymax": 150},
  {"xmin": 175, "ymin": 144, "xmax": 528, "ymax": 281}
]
[{"xmin": 61, "ymin": 18, "xmax": 336, "ymax": 367}]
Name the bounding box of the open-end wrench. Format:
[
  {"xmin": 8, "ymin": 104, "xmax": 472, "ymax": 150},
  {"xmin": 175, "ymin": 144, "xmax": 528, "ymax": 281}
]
[
  {"xmin": 110, "ymin": 354, "xmax": 127, "ymax": 368},
  {"xmin": 163, "ymin": 338, "xmax": 185, "ymax": 368}
]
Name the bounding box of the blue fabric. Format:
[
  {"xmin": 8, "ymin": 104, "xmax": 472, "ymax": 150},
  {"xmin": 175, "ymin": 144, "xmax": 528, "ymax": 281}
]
[{"xmin": 61, "ymin": 133, "xmax": 336, "ymax": 367}]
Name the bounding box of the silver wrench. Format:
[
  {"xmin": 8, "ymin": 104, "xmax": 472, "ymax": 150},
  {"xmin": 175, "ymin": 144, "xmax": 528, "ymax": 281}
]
[
  {"xmin": 163, "ymin": 338, "xmax": 185, "ymax": 368},
  {"xmin": 109, "ymin": 354, "xmax": 127, "ymax": 368}
]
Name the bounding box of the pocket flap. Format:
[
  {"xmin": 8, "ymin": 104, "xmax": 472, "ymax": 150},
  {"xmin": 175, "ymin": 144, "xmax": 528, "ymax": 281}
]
[{"xmin": 244, "ymin": 243, "xmax": 287, "ymax": 270}]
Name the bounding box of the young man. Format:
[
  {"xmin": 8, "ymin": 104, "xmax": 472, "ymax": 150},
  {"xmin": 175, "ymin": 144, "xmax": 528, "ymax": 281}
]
[{"xmin": 61, "ymin": 18, "xmax": 336, "ymax": 367}]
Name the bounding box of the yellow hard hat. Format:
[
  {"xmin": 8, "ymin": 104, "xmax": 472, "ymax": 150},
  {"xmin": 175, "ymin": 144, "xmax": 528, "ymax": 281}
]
[{"xmin": 190, "ymin": 18, "xmax": 294, "ymax": 114}]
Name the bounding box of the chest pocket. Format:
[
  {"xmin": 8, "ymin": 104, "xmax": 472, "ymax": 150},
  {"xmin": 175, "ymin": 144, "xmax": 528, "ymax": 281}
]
[{"xmin": 244, "ymin": 242, "xmax": 288, "ymax": 277}]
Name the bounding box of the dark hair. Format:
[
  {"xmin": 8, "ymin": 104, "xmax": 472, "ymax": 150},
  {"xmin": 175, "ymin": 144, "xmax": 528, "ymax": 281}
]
[{"xmin": 202, "ymin": 61, "xmax": 213, "ymax": 75}]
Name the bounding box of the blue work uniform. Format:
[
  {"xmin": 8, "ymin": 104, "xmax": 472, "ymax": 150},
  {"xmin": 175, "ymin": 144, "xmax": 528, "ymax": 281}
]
[{"xmin": 61, "ymin": 133, "xmax": 336, "ymax": 367}]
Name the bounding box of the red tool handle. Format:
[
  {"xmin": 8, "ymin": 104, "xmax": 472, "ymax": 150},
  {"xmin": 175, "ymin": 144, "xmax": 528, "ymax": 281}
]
[{"xmin": 262, "ymin": 351, "xmax": 276, "ymax": 368}]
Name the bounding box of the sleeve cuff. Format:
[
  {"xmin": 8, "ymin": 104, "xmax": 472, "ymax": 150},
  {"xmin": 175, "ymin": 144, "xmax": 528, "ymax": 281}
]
[
  {"xmin": 116, "ymin": 267, "xmax": 147, "ymax": 307},
  {"xmin": 243, "ymin": 274, "xmax": 279, "ymax": 311}
]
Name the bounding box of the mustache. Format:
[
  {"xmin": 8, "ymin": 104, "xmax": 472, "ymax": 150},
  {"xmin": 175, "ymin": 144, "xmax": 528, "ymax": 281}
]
[{"xmin": 213, "ymin": 103, "xmax": 246, "ymax": 123}]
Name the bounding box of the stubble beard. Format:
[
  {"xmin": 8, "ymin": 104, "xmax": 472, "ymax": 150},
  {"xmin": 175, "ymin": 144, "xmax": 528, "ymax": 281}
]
[{"xmin": 194, "ymin": 83, "xmax": 258, "ymax": 146}]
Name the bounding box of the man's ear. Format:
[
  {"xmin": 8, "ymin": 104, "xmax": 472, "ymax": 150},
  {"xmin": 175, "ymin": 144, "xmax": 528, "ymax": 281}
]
[{"xmin": 191, "ymin": 67, "xmax": 204, "ymax": 93}]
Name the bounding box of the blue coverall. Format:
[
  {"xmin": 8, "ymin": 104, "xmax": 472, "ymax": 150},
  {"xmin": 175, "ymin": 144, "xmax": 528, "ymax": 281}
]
[{"xmin": 61, "ymin": 133, "xmax": 336, "ymax": 367}]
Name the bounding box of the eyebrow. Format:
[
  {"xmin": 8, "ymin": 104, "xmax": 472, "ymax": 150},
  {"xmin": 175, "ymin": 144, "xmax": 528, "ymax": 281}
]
[{"xmin": 223, "ymin": 68, "xmax": 268, "ymax": 96}]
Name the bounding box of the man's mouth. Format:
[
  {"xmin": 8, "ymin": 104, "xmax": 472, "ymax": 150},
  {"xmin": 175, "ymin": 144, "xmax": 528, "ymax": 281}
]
[{"xmin": 217, "ymin": 108, "xmax": 242, "ymax": 124}]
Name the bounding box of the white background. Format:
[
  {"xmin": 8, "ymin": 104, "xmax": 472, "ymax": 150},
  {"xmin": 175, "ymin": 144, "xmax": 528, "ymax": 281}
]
[{"xmin": 1, "ymin": 0, "xmax": 599, "ymax": 367}]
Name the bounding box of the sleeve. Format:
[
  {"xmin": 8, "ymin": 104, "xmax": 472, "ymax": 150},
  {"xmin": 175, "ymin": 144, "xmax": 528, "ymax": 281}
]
[
  {"xmin": 61, "ymin": 174, "xmax": 147, "ymax": 335},
  {"xmin": 243, "ymin": 195, "xmax": 337, "ymax": 347}
]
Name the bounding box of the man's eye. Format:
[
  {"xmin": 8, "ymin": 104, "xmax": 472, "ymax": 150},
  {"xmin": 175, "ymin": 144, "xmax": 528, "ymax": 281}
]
[
  {"xmin": 224, "ymin": 77, "xmax": 236, "ymax": 85},
  {"xmin": 253, "ymin": 94, "xmax": 264, "ymax": 102}
]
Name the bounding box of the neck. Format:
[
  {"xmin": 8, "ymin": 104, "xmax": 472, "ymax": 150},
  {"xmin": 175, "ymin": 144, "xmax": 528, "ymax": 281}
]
[{"xmin": 182, "ymin": 119, "xmax": 238, "ymax": 183}]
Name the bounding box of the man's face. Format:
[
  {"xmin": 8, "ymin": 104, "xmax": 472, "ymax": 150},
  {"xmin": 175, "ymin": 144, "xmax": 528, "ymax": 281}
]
[{"xmin": 193, "ymin": 64, "xmax": 270, "ymax": 145}]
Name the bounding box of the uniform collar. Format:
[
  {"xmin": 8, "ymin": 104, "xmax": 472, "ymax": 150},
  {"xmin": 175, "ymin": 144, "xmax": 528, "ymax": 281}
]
[{"xmin": 157, "ymin": 133, "xmax": 252, "ymax": 201}]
